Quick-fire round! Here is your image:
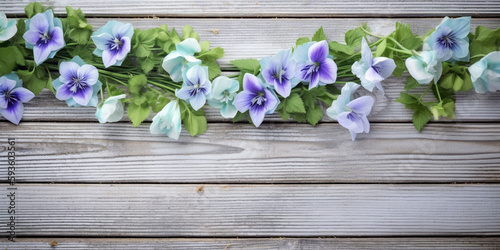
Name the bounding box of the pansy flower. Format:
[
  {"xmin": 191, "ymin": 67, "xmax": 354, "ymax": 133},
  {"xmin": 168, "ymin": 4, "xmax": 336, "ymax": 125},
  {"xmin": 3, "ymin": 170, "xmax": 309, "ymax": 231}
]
[
  {"xmin": 469, "ymin": 51, "xmax": 500, "ymax": 93},
  {"xmin": 0, "ymin": 73, "xmax": 35, "ymax": 125},
  {"xmin": 351, "ymin": 38, "xmax": 396, "ymax": 94},
  {"xmin": 206, "ymin": 76, "xmax": 239, "ymax": 118},
  {"xmin": 326, "ymin": 82, "xmax": 374, "ymax": 141},
  {"xmin": 293, "ymin": 40, "xmax": 337, "ymax": 89},
  {"xmin": 91, "ymin": 20, "xmax": 134, "ymax": 68},
  {"xmin": 95, "ymin": 94, "xmax": 126, "ymax": 123},
  {"xmin": 52, "ymin": 56, "xmax": 102, "ymax": 107},
  {"xmin": 261, "ymin": 49, "xmax": 299, "ymax": 97},
  {"xmin": 175, "ymin": 65, "xmax": 211, "ymax": 111},
  {"xmin": 23, "ymin": 9, "xmax": 65, "ymax": 65},
  {"xmin": 233, "ymin": 73, "xmax": 279, "ymax": 127},
  {"xmin": 150, "ymin": 100, "xmax": 182, "ymax": 140},
  {"xmin": 162, "ymin": 38, "xmax": 202, "ymax": 82},
  {"xmin": 405, "ymin": 51, "xmax": 443, "ymax": 85},
  {"xmin": 426, "ymin": 16, "xmax": 471, "ymax": 62},
  {"xmin": 0, "ymin": 12, "xmax": 17, "ymax": 42}
]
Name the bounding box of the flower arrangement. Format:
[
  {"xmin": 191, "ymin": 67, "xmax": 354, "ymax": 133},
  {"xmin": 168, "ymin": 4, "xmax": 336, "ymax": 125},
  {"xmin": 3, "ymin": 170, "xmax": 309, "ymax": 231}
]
[{"xmin": 1, "ymin": 3, "xmax": 499, "ymax": 140}]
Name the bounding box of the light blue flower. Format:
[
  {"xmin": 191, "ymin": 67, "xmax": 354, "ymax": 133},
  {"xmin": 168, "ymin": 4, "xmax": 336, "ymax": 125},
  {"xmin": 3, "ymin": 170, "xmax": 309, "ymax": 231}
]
[
  {"xmin": 351, "ymin": 38, "xmax": 396, "ymax": 94},
  {"xmin": 52, "ymin": 56, "xmax": 102, "ymax": 107},
  {"xmin": 260, "ymin": 49, "xmax": 299, "ymax": 97},
  {"xmin": 293, "ymin": 40, "xmax": 337, "ymax": 89},
  {"xmin": 150, "ymin": 100, "xmax": 182, "ymax": 140},
  {"xmin": 233, "ymin": 73, "xmax": 279, "ymax": 127},
  {"xmin": 0, "ymin": 12, "xmax": 17, "ymax": 42},
  {"xmin": 91, "ymin": 20, "xmax": 134, "ymax": 68},
  {"xmin": 469, "ymin": 51, "xmax": 500, "ymax": 94},
  {"xmin": 23, "ymin": 9, "xmax": 65, "ymax": 65},
  {"xmin": 405, "ymin": 51, "xmax": 443, "ymax": 84},
  {"xmin": 96, "ymin": 94, "xmax": 126, "ymax": 123},
  {"xmin": 0, "ymin": 73, "xmax": 35, "ymax": 125},
  {"xmin": 426, "ymin": 16, "xmax": 470, "ymax": 62},
  {"xmin": 162, "ymin": 38, "xmax": 202, "ymax": 82},
  {"xmin": 206, "ymin": 76, "xmax": 239, "ymax": 118},
  {"xmin": 326, "ymin": 82, "xmax": 374, "ymax": 141},
  {"xmin": 175, "ymin": 65, "xmax": 211, "ymax": 111}
]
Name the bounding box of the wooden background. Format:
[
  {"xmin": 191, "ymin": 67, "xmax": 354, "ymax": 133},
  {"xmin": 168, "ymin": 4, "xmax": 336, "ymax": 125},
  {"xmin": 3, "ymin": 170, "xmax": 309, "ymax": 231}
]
[{"xmin": 1, "ymin": 0, "xmax": 500, "ymax": 249}]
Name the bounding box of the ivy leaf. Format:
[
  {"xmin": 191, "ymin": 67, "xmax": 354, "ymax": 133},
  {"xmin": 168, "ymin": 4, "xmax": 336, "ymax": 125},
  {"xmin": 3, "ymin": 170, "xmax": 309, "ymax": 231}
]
[
  {"xmin": 329, "ymin": 41, "xmax": 354, "ymax": 55},
  {"xmin": 137, "ymin": 57, "xmax": 158, "ymax": 75},
  {"xmin": 179, "ymin": 100, "xmax": 207, "ymax": 136},
  {"xmin": 404, "ymin": 76, "xmax": 420, "ymax": 91},
  {"xmin": 196, "ymin": 47, "xmax": 224, "ymax": 61},
  {"xmin": 127, "ymin": 102, "xmax": 150, "ymax": 127},
  {"xmin": 391, "ymin": 22, "xmax": 422, "ymax": 50},
  {"xmin": 296, "ymin": 37, "xmax": 310, "ymax": 46},
  {"xmin": 345, "ymin": 23, "xmax": 367, "ymax": 47},
  {"xmin": 128, "ymin": 74, "xmax": 148, "ymax": 94},
  {"xmin": 201, "ymin": 59, "xmax": 221, "ymax": 80},
  {"xmin": 285, "ymin": 93, "xmax": 306, "ymax": 114},
  {"xmin": 312, "ymin": 26, "xmax": 327, "ymax": 42},
  {"xmin": 182, "ymin": 25, "xmax": 200, "ymax": 41},
  {"xmin": 25, "ymin": 2, "xmax": 45, "ymax": 18},
  {"xmin": 0, "ymin": 47, "xmax": 18, "ymax": 75},
  {"xmin": 65, "ymin": 6, "xmax": 93, "ymax": 45},
  {"xmin": 232, "ymin": 111, "xmax": 247, "ymax": 123},
  {"xmin": 230, "ymin": 58, "xmax": 261, "ymax": 73},
  {"xmin": 306, "ymin": 105, "xmax": 323, "ymax": 126},
  {"xmin": 412, "ymin": 107, "xmax": 433, "ymax": 132},
  {"xmin": 17, "ymin": 67, "xmax": 47, "ymax": 95},
  {"xmin": 68, "ymin": 45, "xmax": 94, "ymax": 63},
  {"xmin": 392, "ymin": 56, "xmax": 405, "ymax": 77},
  {"xmin": 132, "ymin": 28, "xmax": 159, "ymax": 58},
  {"xmin": 150, "ymin": 95, "xmax": 170, "ymax": 113},
  {"xmin": 375, "ymin": 39, "xmax": 387, "ymax": 57}
]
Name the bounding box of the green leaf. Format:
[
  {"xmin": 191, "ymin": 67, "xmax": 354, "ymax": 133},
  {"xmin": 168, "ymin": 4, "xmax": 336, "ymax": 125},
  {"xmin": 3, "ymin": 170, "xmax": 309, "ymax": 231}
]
[
  {"xmin": 404, "ymin": 76, "xmax": 420, "ymax": 91},
  {"xmin": 25, "ymin": 3, "xmax": 45, "ymax": 18},
  {"xmin": 199, "ymin": 40, "xmax": 210, "ymax": 54},
  {"xmin": 328, "ymin": 41, "xmax": 354, "ymax": 55},
  {"xmin": 201, "ymin": 59, "xmax": 222, "ymax": 80},
  {"xmin": 68, "ymin": 45, "xmax": 94, "ymax": 63},
  {"xmin": 0, "ymin": 47, "xmax": 18, "ymax": 75},
  {"xmin": 412, "ymin": 107, "xmax": 433, "ymax": 132},
  {"xmin": 150, "ymin": 95, "xmax": 170, "ymax": 113},
  {"xmin": 197, "ymin": 47, "xmax": 224, "ymax": 61},
  {"xmin": 180, "ymin": 100, "xmax": 207, "ymax": 136},
  {"xmin": 296, "ymin": 37, "xmax": 310, "ymax": 46},
  {"xmin": 132, "ymin": 28, "xmax": 159, "ymax": 58},
  {"xmin": 170, "ymin": 28, "xmax": 182, "ymax": 44},
  {"xmin": 438, "ymin": 73, "xmax": 454, "ymax": 89},
  {"xmin": 395, "ymin": 92, "xmax": 419, "ymax": 109},
  {"xmin": 306, "ymin": 105, "xmax": 323, "ymax": 126},
  {"xmin": 285, "ymin": 93, "xmax": 306, "ymax": 114},
  {"xmin": 65, "ymin": 7, "xmax": 93, "ymax": 45},
  {"xmin": 392, "ymin": 22, "xmax": 422, "ymax": 50},
  {"xmin": 375, "ymin": 39, "xmax": 387, "ymax": 57},
  {"xmin": 128, "ymin": 74, "xmax": 148, "ymax": 94},
  {"xmin": 137, "ymin": 57, "xmax": 158, "ymax": 75},
  {"xmin": 392, "ymin": 56, "xmax": 405, "ymax": 77},
  {"xmin": 431, "ymin": 99, "xmax": 455, "ymax": 121},
  {"xmin": 17, "ymin": 68, "xmax": 47, "ymax": 95},
  {"xmin": 127, "ymin": 102, "xmax": 150, "ymax": 127},
  {"xmin": 312, "ymin": 26, "xmax": 327, "ymax": 42},
  {"xmin": 182, "ymin": 25, "xmax": 199, "ymax": 41},
  {"xmin": 230, "ymin": 58, "xmax": 261, "ymax": 73},
  {"xmin": 232, "ymin": 111, "xmax": 247, "ymax": 123},
  {"xmin": 345, "ymin": 23, "xmax": 367, "ymax": 47},
  {"xmin": 460, "ymin": 71, "xmax": 473, "ymax": 92}
]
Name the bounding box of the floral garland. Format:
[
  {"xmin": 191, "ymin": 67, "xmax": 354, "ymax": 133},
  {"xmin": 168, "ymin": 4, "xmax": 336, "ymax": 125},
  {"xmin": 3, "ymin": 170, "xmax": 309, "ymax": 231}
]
[{"xmin": 1, "ymin": 3, "xmax": 499, "ymax": 140}]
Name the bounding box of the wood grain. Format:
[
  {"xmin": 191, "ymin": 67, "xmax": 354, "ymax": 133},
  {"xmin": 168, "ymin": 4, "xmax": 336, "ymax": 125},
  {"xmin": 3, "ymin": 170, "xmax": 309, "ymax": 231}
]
[
  {"xmin": 1, "ymin": 122, "xmax": 499, "ymax": 183},
  {"xmin": 2, "ymin": 0, "xmax": 499, "ymax": 17},
  {"xmin": 2, "ymin": 237, "xmax": 500, "ymax": 249},
  {"xmin": 0, "ymin": 184, "xmax": 499, "ymax": 237}
]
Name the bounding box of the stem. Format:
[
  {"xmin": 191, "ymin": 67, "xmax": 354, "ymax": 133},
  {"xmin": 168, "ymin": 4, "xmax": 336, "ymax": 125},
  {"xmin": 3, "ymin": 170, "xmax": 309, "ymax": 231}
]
[
  {"xmin": 419, "ymin": 83, "xmax": 433, "ymax": 101},
  {"xmin": 387, "ymin": 46, "xmax": 413, "ymax": 55},
  {"xmin": 470, "ymin": 54, "xmax": 486, "ymax": 60},
  {"xmin": 434, "ymin": 82, "xmax": 442, "ymax": 102},
  {"xmin": 226, "ymin": 73, "xmax": 240, "ymax": 78},
  {"xmin": 386, "ymin": 37, "xmax": 412, "ymax": 53},
  {"xmin": 359, "ymin": 24, "xmax": 384, "ymax": 39}
]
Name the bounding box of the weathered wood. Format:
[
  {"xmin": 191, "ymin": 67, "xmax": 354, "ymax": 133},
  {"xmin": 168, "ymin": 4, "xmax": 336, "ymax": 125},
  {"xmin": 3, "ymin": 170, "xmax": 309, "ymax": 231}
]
[
  {"xmin": 2, "ymin": 237, "xmax": 500, "ymax": 249},
  {"xmin": 1, "ymin": 184, "xmax": 499, "ymax": 236},
  {"xmin": 1, "ymin": 122, "xmax": 499, "ymax": 183},
  {"xmin": 2, "ymin": 0, "xmax": 499, "ymax": 17}
]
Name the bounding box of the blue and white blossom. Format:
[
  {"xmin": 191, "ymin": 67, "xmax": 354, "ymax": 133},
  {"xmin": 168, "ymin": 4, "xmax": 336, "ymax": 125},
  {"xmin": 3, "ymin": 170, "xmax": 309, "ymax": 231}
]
[
  {"xmin": 405, "ymin": 51, "xmax": 443, "ymax": 84},
  {"xmin": 175, "ymin": 65, "xmax": 211, "ymax": 111},
  {"xmin": 0, "ymin": 73, "xmax": 35, "ymax": 125},
  {"xmin": 162, "ymin": 38, "xmax": 202, "ymax": 82},
  {"xmin": 91, "ymin": 20, "xmax": 134, "ymax": 68},
  {"xmin": 0, "ymin": 12, "xmax": 17, "ymax": 42},
  {"xmin": 95, "ymin": 94, "xmax": 126, "ymax": 123},
  {"xmin": 150, "ymin": 100, "xmax": 182, "ymax": 140},
  {"xmin": 469, "ymin": 51, "xmax": 500, "ymax": 94},
  {"xmin": 293, "ymin": 40, "xmax": 337, "ymax": 89},
  {"xmin": 261, "ymin": 49, "xmax": 299, "ymax": 97},
  {"xmin": 206, "ymin": 76, "xmax": 239, "ymax": 118},
  {"xmin": 425, "ymin": 16, "xmax": 471, "ymax": 62}
]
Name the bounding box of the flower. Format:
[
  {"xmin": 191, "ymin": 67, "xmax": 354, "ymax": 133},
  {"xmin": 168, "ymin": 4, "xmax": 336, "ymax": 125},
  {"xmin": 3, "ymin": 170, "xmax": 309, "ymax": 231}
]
[
  {"xmin": 233, "ymin": 73, "xmax": 279, "ymax": 127},
  {"xmin": 95, "ymin": 94, "xmax": 126, "ymax": 123},
  {"xmin": 0, "ymin": 12, "xmax": 17, "ymax": 42},
  {"xmin": 293, "ymin": 40, "xmax": 337, "ymax": 89},
  {"xmin": 150, "ymin": 100, "xmax": 182, "ymax": 140},
  {"xmin": 261, "ymin": 49, "xmax": 299, "ymax": 97},
  {"xmin": 206, "ymin": 76, "xmax": 239, "ymax": 118},
  {"xmin": 175, "ymin": 65, "xmax": 211, "ymax": 111},
  {"xmin": 425, "ymin": 16, "xmax": 470, "ymax": 62},
  {"xmin": 351, "ymin": 38, "xmax": 396, "ymax": 94},
  {"xmin": 52, "ymin": 56, "xmax": 102, "ymax": 107},
  {"xmin": 326, "ymin": 82, "xmax": 374, "ymax": 141},
  {"xmin": 22, "ymin": 9, "xmax": 65, "ymax": 65},
  {"xmin": 162, "ymin": 38, "xmax": 202, "ymax": 82},
  {"xmin": 469, "ymin": 51, "xmax": 500, "ymax": 94},
  {"xmin": 91, "ymin": 20, "xmax": 134, "ymax": 68},
  {"xmin": 405, "ymin": 51, "xmax": 443, "ymax": 84},
  {"xmin": 0, "ymin": 73, "xmax": 35, "ymax": 125}
]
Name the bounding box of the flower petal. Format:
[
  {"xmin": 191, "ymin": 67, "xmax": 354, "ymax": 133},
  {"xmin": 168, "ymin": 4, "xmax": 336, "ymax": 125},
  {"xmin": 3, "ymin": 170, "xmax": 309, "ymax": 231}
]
[
  {"xmin": 115, "ymin": 36, "xmax": 131, "ymax": 62},
  {"xmin": 318, "ymin": 58, "xmax": 337, "ymax": 84},
  {"xmin": 1, "ymin": 101, "xmax": 23, "ymax": 125},
  {"xmin": 364, "ymin": 66, "xmax": 385, "ymax": 83},
  {"xmin": 220, "ymin": 103, "xmax": 238, "ymax": 118},
  {"xmin": 451, "ymin": 38, "xmax": 469, "ymax": 61},
  {"xmin": 243, "ymin": 73, "xmax": 263, "ymax": 93},
  {"xmin": 249, "ymin": 104, "xmax": 266, "ymax": 127},
  {"xmin": 233, "ymin": 91, "xmax": 254, "ymax": 112},
  {"xmin": 189, "ymin": 91, "xmax": 206, "ymax": 111},
  {"xmin": 92, "ymin": 33, "xmax": 114, "ymax": 51},
  {"xmin": 308, "ymin": 40, "xmax": 329, "ymax": 63},
  {"xmin": 48, "ymin": 27, "xmax": 65, "ymax": 50},
  {"xmin": 274, "ymin": 78, "xmax": 291, "ymax": 98},
  {"xmin": 337, "ymin": 112, "xmax": 364, "ymax": 134},
  {"xmin": 33, "ymin": 44, "xmax": 52, "ymax": 65},
  {"xmin": 361, "ymin": 38, "xmax": 373, "ymax": 66},
  {"xmin": 102, "ymin": 49, "xmax": 118, "ymax": 68},
  {"xmin": 347, "ymin": 96, "xmax": 374, "ymax": 115},
  {"xmin": 293, "ymin": 41, "xmax": 315, "ymax": 63},
  {"xmin": 448, "ymin": 16, "xmax": 471, "ymax": 38},
  {"xmin": 78, "ymin": 64, "xmax": 99, "ymax": 86},
  {"xmin": 29, "ymin": 13, "xmax": 49, "ymax": 34},
  {"xmin": 55, "ymin": 84, "xmax": 74, "ymax": 101},
  {"xmin": 22, "ymin": 30, "xmax": 40, "ymax": 45},
  {"xmin": 59, "ymin": 62, "xmax": 80, "ymax": 84},
  {"xmin": 405, "ymin": 56, "xmax": 433, "ymax": 84},
  {"xmin": 308, "ymin": 71, "xmax": 320, "ymax": 89},
  {"xmin": 72, "ymin": 84, "xmax": 94, "ymax": 106},
  {"xmin": 10, "ymin": 87, "xmax": 35, "ymax": 103},
  {"xmin": 372, "ymin": 57, "xmax": 396, "ymax": 79},
  {"xmin": 176, "ymin": 38, "xmax": 201, "ymax": 55},
  {"xmin": 175, "ymin": 87, "xmax": 193, "ymax": 101}
]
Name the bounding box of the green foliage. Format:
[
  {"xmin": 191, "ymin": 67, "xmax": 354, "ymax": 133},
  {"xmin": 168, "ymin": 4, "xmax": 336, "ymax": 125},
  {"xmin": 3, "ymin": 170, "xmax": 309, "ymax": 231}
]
[
  {"xmin": 296, "ymin": 37, "xmax": 310, "ymax": 46},
  {"xmin": 195, "ymin": 41, "xmax": 224, "ymax": 80},
  {"xmin": 17, "ymin": 66, "xmax": 49, "ymax": 95},
  {"xmin": 404, "ymin": 76, "xmax": 420, "ymax": 91},
  {"xmin": 395, "ymin": 92, "xmax": 432, "ymax": 132},
  {"xmin": 312, "ymin": 26, "xmax": 327, "ymax": 42},
  {"xmin": 182, "ymin": 25, "xmax": 200, "ymax": 41},
  {"xmin": 127, "ymin": 102, "xmax": 150, "ymax": 127},
  {"xmin": 230, "ymin": 58, "xmax": 261, "ymax": 83},
  {"xmin": 469, "ymin": 26, "xmax": 500, "ymax": 63},
  {"xmin": 375, "ymin": 39, "xmax": 387, "ymax": 57},
  {"xmin": 390, "ymin": 22, "xmax": 422, "ymax": 50},
  {"xmin": 438, "ymin": 63, "xmax": 473, "ymax": 92},
  {"xmin": 65, "ymin": 6, "xmax": 93, "ymax": 45},
  {"xmin": 179, "ymin": 100, "xmax": 207, "ymax": 136},
  {"xmin": 345, "ymin": 23, "xmax": 368, "ymax": 47},
  {"xmin": 328, "ymin": 41, "xmax": 355, "ymax": 57},
  {"xmin": 25, "ymin": 2, "xmax": 46, "ymax": 18},
  {"xmin": 0, "ymin": 46, "xmax": 24, "ymax": 75}
]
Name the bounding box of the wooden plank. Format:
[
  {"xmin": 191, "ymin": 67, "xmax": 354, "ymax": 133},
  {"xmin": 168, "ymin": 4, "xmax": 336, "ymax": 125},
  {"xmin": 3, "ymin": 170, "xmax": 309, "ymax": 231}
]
[
  {"xmin": 2, "ymin": 0, "xmax": 499, "ymax": 17},
  {"xmin": 1, "ymin": 184, "xmax": 499, "ymax": 236},
  {"xmin": 1, "ymin": 122, "xmax": 499, "ymax": 183},
  {"xmin": 2, "ymin": 237, "xmax": 500, "ymax": 249}
]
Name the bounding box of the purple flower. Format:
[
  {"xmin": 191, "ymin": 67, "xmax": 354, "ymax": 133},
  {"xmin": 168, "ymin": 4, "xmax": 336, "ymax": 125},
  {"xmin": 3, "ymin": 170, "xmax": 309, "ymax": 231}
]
[
  {"xmin": 294, "ymin": 40, "xmax": 337, "ymax": 89},
  {"xmin": 351, "ymin": 38, "xmax": 396, "ymax": 94},
  {"xmin": 233, "ymin": 73, "xmax": 279, "ymax": 127},
  {"xmin": 52, "ymin": 56, "xmax": 102, "ymax": 107},
  {"xmin": 91, "ymin": 20, "xmax": 134, "ymax": 68},
  {"xmin": 175, "ymin": 65, "xmax": 211, "ymax": 111},
  {"xmin": 261, "ymin": 49, "xmax": 298, "ymax": 97},
  {"xmin": 326, "ymin": 82, "xmax": 374, "ymax": 141},
  {"xmin": 22, "ymin": 10, "xmax": 65, "ymax": 65},
  {"xmin": 0, "ymin": 73, "xmax": 35, "ymax": 125},
  {"xmin": 425, "ymin": 16, "xmax": 470, "ymax": 62}
]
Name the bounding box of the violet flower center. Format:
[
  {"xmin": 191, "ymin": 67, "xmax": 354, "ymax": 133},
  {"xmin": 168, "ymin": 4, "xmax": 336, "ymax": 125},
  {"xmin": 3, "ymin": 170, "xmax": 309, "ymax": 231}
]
[
  {"xmin": 69, "ymin": 77, "xmax": 87, "ymax": 93},
  {"xmin": 2, "ymin": 91, "xmax": 18, "ymax": 105},
  {"xmin": 273, "ymin": 69, "xmax": 287, "ymax": 84},
  {"xmin": 108, "ymin": 37, "xmax": 123, "ymax": 51},
  {"xmin": 37, "ymin": 32, "xmax": 51, "ymax": 46},
  {"xmin": 437, "ymin": 33, "xmax": 456, "ymax": 49},
  {"xmin": 251, "ymin": 92, "xmax": 267, "ymax": 106}
]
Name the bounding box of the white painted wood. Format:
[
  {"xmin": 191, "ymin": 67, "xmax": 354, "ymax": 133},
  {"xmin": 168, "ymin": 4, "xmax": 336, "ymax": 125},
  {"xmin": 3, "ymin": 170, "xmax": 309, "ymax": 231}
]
[
  {"xmin": 1, "ymin": 122, "xmax": 499, "ymax": 183},
  {"xmin": 0, "ymin": 184, "xmax": 499, "ymax": 236},
  {"xmin": 1, "ymin": 0, "xmax": 499, "ymax": 17},
  {"xmin": 2, "ymin": 237, "xmax": 500, "ymax": 249}
]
